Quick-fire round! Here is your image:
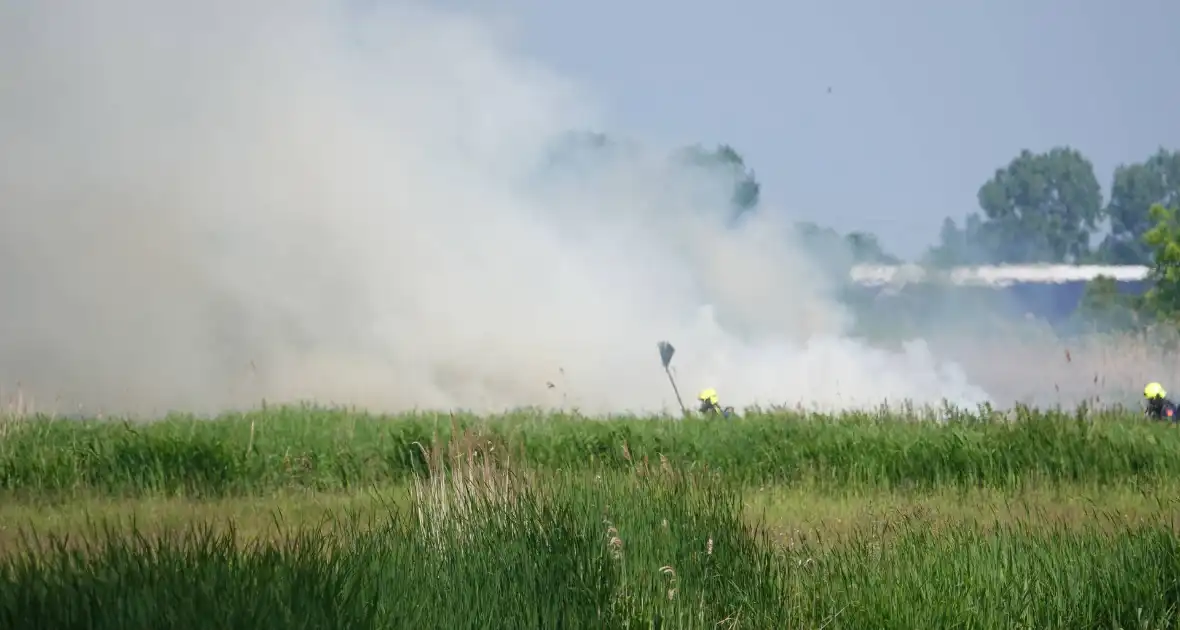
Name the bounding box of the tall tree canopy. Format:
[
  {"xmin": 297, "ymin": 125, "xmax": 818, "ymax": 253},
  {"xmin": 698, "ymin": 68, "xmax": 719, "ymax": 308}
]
[
  {"xmin": 1141, "ymin": 203, "xmax": 1180, "ymax": 319},
  {"xmin": 923, "ymin": 215, "xmax": 992, "ymax": 267},
  {"xmin": 675, "ymin": 143, "xmax": 762, "ymax": 220},
  {"xmin": 974, "ymin": 147, "xmax": 1104, "ymax": 263},
  {"xmin": 548, "ymin": 132, "xmax": 1180, "ymax": 329},
  {"xmin": 793, "ymin": 221, "xmax": 900, "ymax": 283},
  {"xmin": 1097, "ymin": 149, "xmax": 1180, "ymax": 265},
  {"xmin": 924, "ymin": 147, "xmax": 1105, "ymax": 266},
  {"xmin": 545, "ymin": 133, "xmax": 761, "ymax": 221}
]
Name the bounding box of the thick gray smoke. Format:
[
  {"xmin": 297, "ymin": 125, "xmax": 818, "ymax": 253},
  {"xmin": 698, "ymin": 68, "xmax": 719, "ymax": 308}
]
[{"xmin": 0, "ymin": 0, "xmax": 990, "ymax": 416}]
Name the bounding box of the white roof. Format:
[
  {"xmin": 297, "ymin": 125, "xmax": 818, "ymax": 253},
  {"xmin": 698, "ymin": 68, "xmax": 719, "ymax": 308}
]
[{"xmin": 849, "ymin": 264, "xmax": 1153, "ymax": 288}]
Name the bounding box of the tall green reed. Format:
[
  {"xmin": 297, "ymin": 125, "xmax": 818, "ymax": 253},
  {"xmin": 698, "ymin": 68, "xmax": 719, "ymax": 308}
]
[{"xmin": 1, "ymin": 426, "xmax": 1177, "ymax": 628}]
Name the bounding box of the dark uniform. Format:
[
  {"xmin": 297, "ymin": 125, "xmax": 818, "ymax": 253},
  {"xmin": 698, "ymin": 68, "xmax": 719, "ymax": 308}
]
[
  {"xmin": 697, "ymin": 388, "xmax": 735, "ymax": 419},
  {"xmin": 1144, "ymin": 382, "xmax": 1178, "ymax": 421}
]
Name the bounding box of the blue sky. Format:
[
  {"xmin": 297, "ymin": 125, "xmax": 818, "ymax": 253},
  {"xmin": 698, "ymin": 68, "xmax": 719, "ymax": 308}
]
[{"xmin": 447, "ymin": 0, "xmax": 1180, "ymax": 258}]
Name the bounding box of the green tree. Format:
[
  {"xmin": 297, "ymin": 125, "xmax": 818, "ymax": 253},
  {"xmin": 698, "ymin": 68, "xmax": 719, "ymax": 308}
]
[
  {"xmin": 793, "ymin": 222, "xmax": 847, "ymax": 272},
  {"xmin": 542, "ymin": 134, "xmax": 760, "ymax": 221},
  {"xmin": 793, "ymin": 221, "xmax": 900, "ymax": 286},
  {"xmin": 1073, "ymin": 275, "xmax": 1142, "ymax": 331},
  {"xmin": 971, "ymin": 147, "xmax": 1104, "ymax": 263},
  {"xmin": 1142, "ymin": 202, "xmax": 1180, "ymax": 319},
  {"xmin": 1096, "ymin": 149, "xmax": 1180, "ymax": 265},
  {"xmin": 676, "ymin": 144, "xmax": 761, "ymax": 219},
  {"xmin": 925, "ymin": 218, "xmax": 966, "ymax": 267},
  {"xmin": 845, "ymin": 231, "xmax": 900, "ymax": 264},
  {"xmin": 542, "ymin": 130, "xmax": 638, "ymax": 176},
  {"xmin": 922, "ymin": 215, "xmax": 995, "ymax": 267}
]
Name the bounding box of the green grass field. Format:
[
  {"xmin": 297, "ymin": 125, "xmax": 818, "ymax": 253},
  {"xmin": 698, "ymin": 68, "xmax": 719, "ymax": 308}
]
[{"xmin": 2, "ymin": 406, "xmax": 1179, "ymax": 628}]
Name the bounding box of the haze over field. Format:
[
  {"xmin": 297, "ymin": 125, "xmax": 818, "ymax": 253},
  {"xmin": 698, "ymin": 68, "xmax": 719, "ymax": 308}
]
[{"xmin": 2, "ymin": 0, "xmax": 1153, "ymax": 417}]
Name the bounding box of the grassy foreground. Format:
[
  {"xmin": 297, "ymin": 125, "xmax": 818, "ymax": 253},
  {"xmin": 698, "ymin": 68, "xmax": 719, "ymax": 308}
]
[
  {"xmin": 5, "ymin": 481, "xmax": 1178, "ymax": 556},
  {"xmin": 2, "ymin": 406, "xmax": 1179, "ymax": 627},
  {"xmin": 2, "ymin": 405, "xmax": 1180, "ymax": 497},
  {"xmin": 1, "ymin": 457, "xmax": 1178, "ymax": 629}
]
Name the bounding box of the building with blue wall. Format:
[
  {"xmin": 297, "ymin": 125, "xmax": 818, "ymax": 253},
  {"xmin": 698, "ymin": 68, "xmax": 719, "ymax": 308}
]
[{"xmin": 847, "ymin": 265, "xmax": 1154, "ymax": 326}]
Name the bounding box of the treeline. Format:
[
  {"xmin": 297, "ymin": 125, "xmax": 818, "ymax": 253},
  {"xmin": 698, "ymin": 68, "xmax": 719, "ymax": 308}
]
[
  {"xmin": 552, "ymin": 134, "xmax": 1180, "ymax": 328},
  {"xmin": 555, "ymin": 133, "xmax": 1179, "ymax": 267},
  {"xmin": 547, "ymin": 132, "xmax": 912, "ymax": 268},
  {"xmin": 924, "ymin": 147, "xmax": 1180, "ymax": 267}
]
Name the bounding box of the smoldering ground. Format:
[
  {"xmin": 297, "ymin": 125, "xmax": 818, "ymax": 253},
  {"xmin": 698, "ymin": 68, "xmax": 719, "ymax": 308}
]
[{"xmin": 0, "ymin": 0, "xmax": 1094, "ymax": 418}]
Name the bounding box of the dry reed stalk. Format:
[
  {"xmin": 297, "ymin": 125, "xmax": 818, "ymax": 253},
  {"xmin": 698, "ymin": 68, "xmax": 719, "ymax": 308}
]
[
  {"xmin": 0, "ymin": 383, "xmax": 39, "ymax": 441},
  {"xmin": 411, "ymin": 415, "xmax": 533, "ymax": 551},
  {"xmin": 931, "ymin": 325, "xmax": 1180, "ymax": 409}
]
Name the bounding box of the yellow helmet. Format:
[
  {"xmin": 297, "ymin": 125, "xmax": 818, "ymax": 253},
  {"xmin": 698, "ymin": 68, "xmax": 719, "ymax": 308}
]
[
  {"xmin": 1145, "ymin": 382, "xmax": 1166, "ymax": 399},
  {"xmin": 697, "ymin": 388, "xmax": 719, "ymax": 405}
]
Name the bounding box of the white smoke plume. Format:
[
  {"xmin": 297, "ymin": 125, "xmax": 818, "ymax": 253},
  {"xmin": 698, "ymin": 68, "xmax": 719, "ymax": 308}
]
[{"xmin": 0, "ymin": 0, "xmax": 990, "ymax": 416}]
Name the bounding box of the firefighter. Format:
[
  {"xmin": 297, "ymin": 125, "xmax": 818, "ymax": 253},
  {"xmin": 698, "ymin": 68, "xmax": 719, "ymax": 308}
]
[
  {"xmin": 1144, "ymin": 382, "xmax": 1177, "ymax": 421},
  {"xmin": 697, "ymin": 388, "xmax": 735, "ymax": 419}
]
